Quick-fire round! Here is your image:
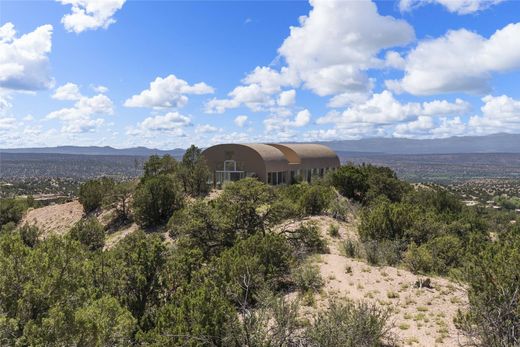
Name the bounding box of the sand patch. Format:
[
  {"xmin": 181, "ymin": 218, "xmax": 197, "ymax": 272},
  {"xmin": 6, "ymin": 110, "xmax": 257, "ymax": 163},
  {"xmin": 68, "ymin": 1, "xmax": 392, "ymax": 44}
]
[{"xmin": 20, "ymin": 200, "xmax": 83, "ymax": 237}]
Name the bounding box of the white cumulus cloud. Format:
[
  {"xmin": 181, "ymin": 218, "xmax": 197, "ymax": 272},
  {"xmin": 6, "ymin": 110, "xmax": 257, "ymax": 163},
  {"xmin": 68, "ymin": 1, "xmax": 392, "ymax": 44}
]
[
  {"xmin": 393, "ymin": 23, "xmax": 520, "ymax": 95},
  {"xmin": 469, "ymin": 94, "xmax": 520, "ymax": 134},
  {"xmin": 234, "ymin": 115, "xmax": 248, "ymax": 127},
  {"xmin": 277, "ymin": 0, "xmax": 414, "ymax": 96},
  {"xmin": 47, "ymin": 86, "xmax": 114, "ymax": 134},
  {"xmin": 399, "ymin": 0, "xmax": 504, "ymax": 14},
  {"xmin": 127, "ymin": 112, "xmax": 192, "ymax": 138},
  {"xmin": 52, "ymin": 82, "xmax": 82, "ymax": 100},
  {"xmin": 0, "ymin": 22, "xmax": 53, "ymax": 91},
  {"xmin": 125, "ymin": 74, "xmax": 214, "ymax": 109},
  {"xmin": 277, "ymin": 89, "xmax": 296, "ymax": 107},
  {"xmin": 58, "ymin": 0, "xmax": 126, "ymax": 33}
]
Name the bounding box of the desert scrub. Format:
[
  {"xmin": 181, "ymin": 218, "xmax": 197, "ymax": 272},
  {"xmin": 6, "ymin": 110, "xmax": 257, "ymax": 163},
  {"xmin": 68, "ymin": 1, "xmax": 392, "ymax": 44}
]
[
  {"xmin": 293, "ymin": 261, "xmax": 324, "ymax": 293},
  {"xmin": 305, "ymin": 299, "xmax": 393, "ymax": 347},
  {"xmin": 343, "ymin": 238, "xmax": 360, "ymax": 258},
  {"xmin": 328, "ymin": 223, "xmax": 340, "ymax": 237},
  {"xmin": 387, "ymin": 291, "xmax": 399, "ymax": 299}
]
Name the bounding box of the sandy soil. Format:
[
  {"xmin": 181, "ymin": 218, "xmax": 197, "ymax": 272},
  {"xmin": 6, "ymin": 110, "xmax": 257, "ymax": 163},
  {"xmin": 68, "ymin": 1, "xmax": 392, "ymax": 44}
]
[
  {"xmin": 20, "ymin": 200, "xmax": 83, "ymax": 237},
  {"xmin": 104, "ymin": 223, "xmax": 139, "ymax": 249},
  {"xmin": 290, "ymin": 216, "xmax": 469, "ymax": 347}
]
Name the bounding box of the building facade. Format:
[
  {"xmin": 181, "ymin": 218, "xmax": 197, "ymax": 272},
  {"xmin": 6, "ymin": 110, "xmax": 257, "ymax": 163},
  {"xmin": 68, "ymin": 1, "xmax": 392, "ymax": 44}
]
[{"xmin": 201, "ymin": 143, "xmax": 340, "ymax": 187}]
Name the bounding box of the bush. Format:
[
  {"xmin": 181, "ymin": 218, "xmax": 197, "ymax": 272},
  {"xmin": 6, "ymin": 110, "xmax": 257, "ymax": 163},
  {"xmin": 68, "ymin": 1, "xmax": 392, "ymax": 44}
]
[
  {"xmin": 299, "ymin": 184, "xmax": 333, "ymax": 216},
  {"xmin": 78, "ymin": 178, "xmax": 114, "ymax": 213},
  {"xmin": 425, "ymin": 234, "xmax": 462, "ymax": 274},
  {"xmin": 343, "ymin": 238, "xmax": 360, "ymax": 258},
  {"xmin": 363, "ymin": 240, "xmax": 381, "ymax": 266},
  {"xmin": 403, "ymin": 242, "xmax": 433, "ymax": 274},
  {"xmin": 133, "ymin": 175, "xmax": 183, "ymax": 228},
  {"xmin": 70, "ymin": 217, "xmax": 105, "ymax": 251},
  {"xmin": 358, "ymin": 198, "xmax": 416, "ymax": 241},
  {"xmin": 328, "ymin": 223, "xmax": 340, "ymax": 237},
  {"xmin": 455, "ymin": 231, "xmax": 520, "ymax": 346},
  {"xmin": 285, "ymin": 222, "xmax": 328, "ymax": 257},
  {"xmin": 17, "ymin": 223, "xmax": 40, "ymax": 248},
  {"xmin": 305, "ymin": 299, "xmax": 393, "ymax": 346},
  {"xmin": 329, "ymin": 195, "xmax": 350, "ymax": 222},
  {"xmin": 0, "ymin": 198, "xmax": 30, "ymax": 227},
  {"xmin": 212, "ymin": 233, "xmax": 294, "ymax": 305},
  {"xmin": 329, "ymin": 165, "xmax": 368, "ymax": 202},
  {"xmin": 293, "ymin": 261, "xmax": 323, "ymax": 293}
]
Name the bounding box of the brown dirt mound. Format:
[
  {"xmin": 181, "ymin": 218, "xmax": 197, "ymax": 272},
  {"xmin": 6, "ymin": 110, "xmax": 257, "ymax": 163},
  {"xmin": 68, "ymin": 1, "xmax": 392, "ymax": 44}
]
[{"xmin": 20, "ymin": 200, "xmax": 83, "ymax": 238}]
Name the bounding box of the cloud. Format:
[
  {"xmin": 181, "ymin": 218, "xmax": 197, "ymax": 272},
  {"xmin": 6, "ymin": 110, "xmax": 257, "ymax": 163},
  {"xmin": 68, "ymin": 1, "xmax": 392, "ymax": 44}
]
[
  {"xmin": 0, "ymin": 116, "xmax": 16, "ymax": 132},
  {"xmin": 195, "ymin": 124, "xmax": 219, "ymax": 134},
  {"xmin": 468, "ymin": 94, "xmax": 520, "ymax": 134},
  {"xmin": 277, "ymin": 0, "xmax": 414, "ymax": 96},
  {"xmin": 264, "ymin": 108, "xmax": 311, "ymax": 133},
  {"xmin": 47, "ymin": 87, "xmax": 114, "ymax": 133},
  {"xmin": 127, "ymin": 112, "xmax": 191, "ymax": 138},
  {"xmin": 205, "ymin": 67, "xmax": 297, "ymax": 113},
  {"xmin": 294, "ymin": 109, "xmax": 311, "ymax": 127},
  {"xmin": 206, "ymin": 0, "xmax": 414, "ymax": 113},
  {"xmin": 125, "ymin": 74, "xmax": 214, "ymax": 109},
  {"xmin": 234, "ymin": 115, "xmax": 248, "ymax": 127},
  {"xmin": 58, "ymin": 0, "xmax": 126, "ymax": 33},
  {"xmin": 393, "ymin": 116, "xmax": 468, "ymax": 139},
  {"xmin": 317, "ymin": 91, "xmax": 469, "ymax": 127},
  {"xmin": 277, "ymin": 89, "xmax": 296, "ymax": 107},
  {"xmin": 52, "ymin": 82, "xmax": 82, "ymax": 100},
  {"xmin": 92, "ymin": 85, "xmax": 108, "ymax": 93},
  {"xmin": 393, "ymin": 23, "xmax": 520, "ymax": 95},
  {"xmin": 0, "ymin": 22, "xmax": 53, "ymax": 91},
  {"xmin": 399, "ymin": 0, "xmax": 504, "ymax": 14}
]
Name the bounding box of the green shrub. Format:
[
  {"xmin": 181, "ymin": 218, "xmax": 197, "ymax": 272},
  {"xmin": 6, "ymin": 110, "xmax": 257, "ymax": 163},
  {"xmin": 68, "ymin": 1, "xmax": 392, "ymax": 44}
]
[
  {"xmin": 329, "ymin": 195, "xmax": 350, "ymax": 221},
  {"xmin": 363, "ymin": 240, "xmax": 380, "ymax": 265},
  {"xmin": 299, "ymin": 184, "xmax": 334, "ymax": 216},
  {"xmin": 305, "ymin": 299, "xmax": 392, "ymax": 346},
  {"xmin": 329, "ymin": 165, "xmax": 368, "ymax": 202},
  {"xmin": 286, "ymin": 222, "xmax": 328, "ymax": 257},
  {"xmin": 17, "ymin": 223, "xmax": 40, "ymax": 248},
  {"xmin": 455, "ymin": 230, "xmax": 520, "ymax": 346},
  {"xmin": 343, "ymin": 238, "xmax": 360, "ymax": 258},
  {"xmin": 425, "ymin": 234, "xmax": 462, "ymax": 274},
  {"xmin": 133, "ymin": 175, "xmax": 183, "ymax": 228},
  {"xmin": 293, "ymin": 261, "xmax": 323, "ymax": 293},
  {"xmin": 0, "ymin": 198, "xmax": 30, "ymax": 227},
  {"xmin": 70, "ymin": 217, "xmax": 105, "ymax": 251},
  {"xmin": 78, "ymin": 178, "xmax": 114, "ymax": 213},
  {"xmin": 328, "ymin": 223, "xmax": 340, "ymax": 237},
  {"xmin": 403, "ymin": 242, "xmax": 433, "ymax": 274}
]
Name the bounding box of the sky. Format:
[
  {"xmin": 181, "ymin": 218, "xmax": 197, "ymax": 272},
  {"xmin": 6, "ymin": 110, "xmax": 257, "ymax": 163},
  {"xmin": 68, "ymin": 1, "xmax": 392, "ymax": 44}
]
[{"xmin": 1, "ymin": 0, "xmax": 520, "ymax": 149}]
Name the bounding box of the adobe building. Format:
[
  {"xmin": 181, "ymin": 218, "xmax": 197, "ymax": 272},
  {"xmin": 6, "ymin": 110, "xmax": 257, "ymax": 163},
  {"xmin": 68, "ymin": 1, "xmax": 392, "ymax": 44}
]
[{"xmin": 201, "ymin": 143, "xmax": 340, "ymax": 187}]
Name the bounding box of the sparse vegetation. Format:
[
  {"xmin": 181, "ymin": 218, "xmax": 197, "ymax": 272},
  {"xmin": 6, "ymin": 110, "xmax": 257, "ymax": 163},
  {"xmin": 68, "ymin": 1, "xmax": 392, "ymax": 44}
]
[{"xmin": 2, "ymin": 153, "xmax": 520, "ymax": 346}]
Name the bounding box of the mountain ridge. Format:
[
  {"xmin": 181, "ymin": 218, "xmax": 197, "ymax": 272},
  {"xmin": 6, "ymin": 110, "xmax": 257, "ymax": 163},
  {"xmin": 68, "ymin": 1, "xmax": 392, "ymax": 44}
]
[{"xmin": 1, "ymin": 133, "xmax": 519, "ymax": 156}]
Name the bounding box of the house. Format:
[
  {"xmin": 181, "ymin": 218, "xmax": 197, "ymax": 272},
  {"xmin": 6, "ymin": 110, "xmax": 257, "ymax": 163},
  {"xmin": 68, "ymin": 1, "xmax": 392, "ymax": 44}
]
[{"xmin": 201, "ymin": 143, "xmax": 340, "ymax": 187}]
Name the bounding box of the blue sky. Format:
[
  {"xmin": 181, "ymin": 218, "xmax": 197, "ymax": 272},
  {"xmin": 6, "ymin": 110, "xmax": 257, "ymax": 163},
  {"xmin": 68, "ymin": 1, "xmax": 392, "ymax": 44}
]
[{"xmin": 1, "ymin": 0, "xmax": 520, "ymax": 149}]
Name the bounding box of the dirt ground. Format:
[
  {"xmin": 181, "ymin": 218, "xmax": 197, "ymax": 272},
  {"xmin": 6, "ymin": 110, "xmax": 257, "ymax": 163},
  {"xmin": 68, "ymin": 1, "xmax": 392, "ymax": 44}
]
[
  {"xmin": 290, "ymin": 216, "xmax": 468, "ymax": 347},
  {"xmin": 20, "ymin": 200, "xmax": 83, "ymax": 237}
]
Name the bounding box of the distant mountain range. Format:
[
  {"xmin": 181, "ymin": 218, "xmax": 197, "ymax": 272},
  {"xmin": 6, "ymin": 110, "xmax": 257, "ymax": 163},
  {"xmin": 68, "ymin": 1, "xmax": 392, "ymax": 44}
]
[
  {"xmin": 0, "ymin": 145, "xmax": 185, "ymax": 157},
  {"xmin": 1, "ymin": 133, "xmax": 519, "ymax": 156},
  {"xmin": 321, "ymin": 133, "xmax": 520, "ymax": 155}
]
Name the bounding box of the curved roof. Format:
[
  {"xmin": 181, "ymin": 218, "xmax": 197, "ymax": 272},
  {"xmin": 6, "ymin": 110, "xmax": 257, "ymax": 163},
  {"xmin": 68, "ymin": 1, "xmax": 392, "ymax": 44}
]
[
  {"xmin": 202, "ymin": 143, "xmax": 340, "ymax": 177},
  {"xmin": 240, "ymin": 143, "xmax": 288, "ymax": 163},
  {"xmin": 268, "ymin": 143, "xmax": 338, "ymax": 161}
]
